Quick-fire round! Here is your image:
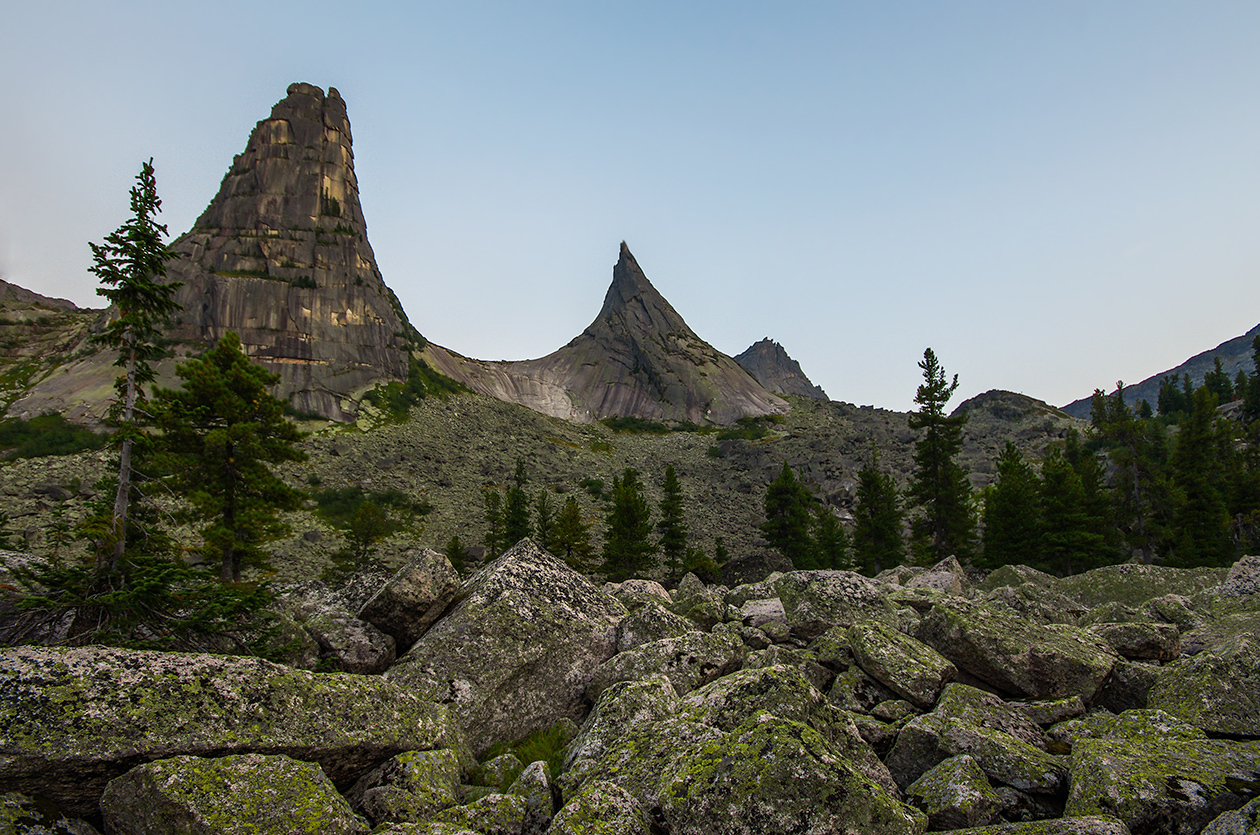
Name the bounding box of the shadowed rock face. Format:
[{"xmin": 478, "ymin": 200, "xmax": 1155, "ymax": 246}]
[
  {"xmin": 164, "ymin": 82, "xmax": 420, "ymax": 420},
  {"xmin": 735, "ymin": 338, "xmax": 828, "ymax": 400},
  {"xmin": 424, "ymin": 243, "xmax": 787, "ymax": 425}
]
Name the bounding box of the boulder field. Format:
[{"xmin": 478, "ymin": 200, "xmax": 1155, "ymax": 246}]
[{"xmin": 2, "ymin": 544, "xmax": 1258, "ymax": 835}]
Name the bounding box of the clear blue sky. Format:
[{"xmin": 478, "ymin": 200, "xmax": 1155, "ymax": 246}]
[{"xmin": 3, "ymin": 2, "xmax": 1258, "ymax": 412}]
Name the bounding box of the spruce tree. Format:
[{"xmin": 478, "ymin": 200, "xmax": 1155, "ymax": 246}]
[
  {"xmin": 1039, "ymin": 448, "xmax": 1104, "ymax": 576},
  {"xmin": 852, "ymin": 457, "xmax": 904, "ymax": 575},
  {"xmin": 1244, "ymin": 335, "xmax": 1260, "ymax": 425},
  {"xmin": 812, "ymin": 505, "xmax": 851, "ymax": 570},
  {"xmin": 482, "ymin": 489, "xmax": 505, "ymax": 557},
  {"xmin": 553, "ymin": 496, "xmax": 594, "ymax": 571},
  {"xmin": 981, "ymin": 442, "xmax": 1042, "ymax": 570},
  {"xmin": 1203, "ymin": 357, "xmax": 1234, "ymax": 403},
  {"xmin": 443, "ymin": 534, "xmax": 467, "ymax": 573},
  {"xmin": 657, "ymin": 464, "xmax": 688, "ymax": 581},
  {"xmin": 89, "ymin": 159, "xmax": 182, "ymax": 576},
  {"xmin": 761, "ymin": 462, "xmax": 816, "ymax": 568},
  {"xmin": 1170, "ymin": 387, "xmax": 1233, "ymax": 566},
  {"xmin": 907, "ymin": 348, "xmax": 975, "ymax": 562},
  {"xmin": 602, "ymin": 469, "xmax": 655, "ymax": 581},
  {"xmin": 502, "ymin": 459, "xmax": 532, "ymax": 548},
  {"xmin": 153, "ymin": 332, "xmax": 305, "ymax": 582},
  {"xmin": 534, "ymin": 490, "xmax": 556, "ymax": 553}
]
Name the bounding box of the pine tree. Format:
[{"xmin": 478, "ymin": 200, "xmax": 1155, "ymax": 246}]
[
  {"xmin": 1170, "ymin": 386, "xmax": 1233, "ymax": 566},
  {"xmin": 153, "ymin": 332, "xmax": 305, "ymax": 582},
  {"xmin": 482, "ymin": 489, "xmax": 505, "ymax": 557},
  {"xmin": 852, "ymin": 456, "xmax": 904, "ymax": 575},
  {"xmin": 534, "ymin": 490, "xmax": 556, "ymax": 553},
  {"xmin": 553, "ymin": 496, "xmax": 594, "ymax": 571},
  {"xmin": 602, "ymin": 468, "xmax": 655, "ymax": 581},
  {"xmin": 1244, "ymin": 335, "xmax": 1260, "ymax": 425},
  {"xmin": 907, "ymin": 348, "xmax": 975, "ymax": 562},
  {"xmin": 1063, "ymin": 431, "xmax": 1118, "ymax": 565},
  {"xmin": 89, "ymin": 159, "xmax": 182, "ymax": 576},
  {"xmin": 812, "ymin": 504, "xmax": 851, "ymax": 570},
  {"xmin": 981, "ymin": 442, "xmax": 1042, "ymax": 570},
  {"xmin": 443, "ymin": 534, "xmax": 466, "ymax": 573},
  {"xmin": 1203, "ymin": 357, "xmax": 1234, "ymax": 403},
  {"xmin": 761, "ymin": 462, "xmax": 816, "ymax": 568},
  {"xmin": 502, "ymin": 459, "xmax": 532, "ymax": 548},
  {"xmin": 657, "ymin": 464, "xmax": 688, "ymax": 581}
]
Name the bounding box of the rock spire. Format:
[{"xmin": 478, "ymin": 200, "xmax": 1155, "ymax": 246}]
[
  {"xmin": 735, "ymin": 338, "xmax": 828, "ymax": 400},
  {"xmin": 163, "ymin": 82, "xmax": 420, "ymax": 420}
]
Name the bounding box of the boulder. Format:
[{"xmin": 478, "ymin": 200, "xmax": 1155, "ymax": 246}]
[
  {"xmin": 615, "ymin": 600, "xmax": 697, "ymax": 653},
  {"xmin": 505, "ymin": 761, "xmax": 556, "ymax": 835},
  {"xmin": 587, "ymin": 630, "xmax": 744, "ymax": 699},
  {"xmin": 604, "ymin": 578, "xmax": 672, "ymax": 611},
  {"xmin": 1218, "ymin": 555, "xmax": 1260, "ymax": 598},
  {"xmin": 387, "ymin": 540, "xmax": 625, "ymax": 754},
  {"xmin": 670, "ymin": 573, "xmax": 729, "ymax": 628},
  {"xmin": 99, "ymin": 754, "xmax": 368, "ymax": 835},
  {"xmin": 302, "ymin": 608, "xmax": 396, "ymax": 674},
  {"xmin": 1065, "ymin": 738, "xmax": 1260, "ymax": 835},
  {"xmin": 984, "ymin": 583, "xmax": 1085, "ymax": 626},
  {"xmin": 1048, "ymin": 709, "xmax": 1205, "ymax": 749},
  {"xmin": 933, "ymin": 684, "xmax": 1052, "ymax": 750},
  {"xmin": 772, "ymin": 570, "xmax": 901, "ymax": 640},
  {"xmin": 915, "ymin": 600, "xmax": 1118, "ymax": 701},
  {"xmin": 432, "ymin": 794, "xmax": 527, "ymax": 835},
  {"xmin": 828, "ymin": 666, "xmax": 900, "ymax": 714},
  {"xmin": 738, "ymin": 596, "xmax": 787, "ymax": 628},
  {"xmin": 849, "ymin": 620, "xmax": 957, "ymax": 709},
  {"xmin": 979, "ymin": 565, "xmax": 1057, "ymax": 593},
  {"xmin": 560, "ymin": 675, "xmax": 679, "ymax": 789},
  {"xmin": 1148, "ymin": 633, "xmax": 1260, "ymax": 737},
  {"xmin": 743, "ymin": 644, "xmax": 833, "ymax": 692},
  {"xmin": 1053, "ymin": 564, "xmax": 1230, "ymax": 609},
  {"xmin": 0, "ymin": 646, "xmax": 458, "ymax": 817},
  {"xmin": 1086, "ymin": 622, "xmax": 1181, "ymax": 662},
  {"xmin": 344, "ymin": 749, "xmax": 462, "ymax": 825},
  {"xmin": 357, "ymin": 549, "xmax": 461, "ymax": 650},
  {"xmin": 905, "ymin": 754, "xmax": 1001, "ymax": 831},
  {"xmin": 720, "ymin": 550, "xmax": 793, "ymax": 587},
  {"xmin": 547, "ymin": 780, "xmax": 655, "ymax": 835},
  {"xmin": 1202, "ymin": 797, "xmax": 1260, "ymax": 835},
  {"xmin": 659, "ymin": 713, "xmax": 926, "ymax": 835},
  {"xmin": 944, "ymin": 819, "xmax": 1133, "ymax": 835},
  {"xmin": 1093, "ymin": 660, "xmax": 1161, "ymax": 714},
  {"xmin": 471, "ymin": 754, "xmax": 525, "ymax": 792},
  {"xmin": 906, "ymin": 555, "xmax": 971, "ymax": 596}
]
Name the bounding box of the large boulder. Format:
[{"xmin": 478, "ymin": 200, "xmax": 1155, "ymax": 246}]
[
  {"xmin": 1086, "ymin": 621, "xmax": 1181, "ymax": 662},
  {"xmin": 771, "ymin": 570, "xmax": 901, "ymax": 640},
  {"xmin": 0, "ymin": 792, "xmax": 99, "ymax": 835},
  {"xmin": 1147, "ymin": 633, "xmax": 1260, "ymax": 737},
  {"xmin": 659, "ymin": 713, "xmax": 926, "ymax": 835},
  {"xmin": 387, "ymin": 540, "xmax": 625, "ymax": 754},
  {"xmin": 905, "ymin": 754, "xmax": 1001, "ymax": 831},
  {"xmin": 302, "ymin": 608, "xmax": 396, "ymax": 674},
  {"xmin": 432, "ymin": 794, "xmax": 527, "ymax": 835},
  {"xmin": 915, "ymin": 599, "xmax": 1118, "ymax": 701},
  {"xmin": 587, "ymin": 631, "xmax": 744, "ymax": 699},
  {"xmin": 1053, "ymin": 564, "xmax": 1230, "ymax": 610},
  {"xmin": 943, "ymin": 819, "xmax": 1132, "ymax": 835},
  {"xmin": 1065, "ymin": 738, "xmax": 1260, "ymax": 835},
  {"xmin": 358, "ymin": 549, "xmax": 461, "ymax": 651},
  {"xmin": 0, "ymin": 646, "xmax": 458, "ymax": 817},
  {"xmin": 1202, "ymin": 797, "xmax": 1260, "ymax": 835},
  {"xmin": 99, "ymin": 754, "xmax": 368, "ymax": 835},
  {"xmin": 548, "ymin": 780, "xmax": 654, "ymax": 835},
  {"xmin": 615, "ymin": 600, "xmax": 697, "ymax": 653},
  {"xmin": 344, "ymin": 749, "xmax": 462, "ymax": 826},
  {"xmin": 849, "ymin": 620, "xmax": 957, "ymax": 709}
]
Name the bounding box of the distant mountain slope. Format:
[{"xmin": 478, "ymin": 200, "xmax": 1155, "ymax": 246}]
[
  {"xmin": 423, "ymin": 243, "xmax": 787, "ymax": 425},
  {"xmin": 734, "ymin": 338, "xmax": 828, "ymax": 400},
  {"xmin": 1062, "ymin": 323, "xmax": 1260, "ymax": 417}
]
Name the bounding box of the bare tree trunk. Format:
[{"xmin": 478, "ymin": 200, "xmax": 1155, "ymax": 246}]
[{"xmin": 102, "ymin": 330, "xmax": 139, "ymax": 577}]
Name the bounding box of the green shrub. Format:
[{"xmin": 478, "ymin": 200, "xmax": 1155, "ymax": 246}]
[
  {"xmin": 364, "ymin": 357, "xmax": 468, "ymax": 421},
  {"xmin": 0, "ymin": 413, "xmax": 109, "ymax": 459},
  {"xmin": 481, "ymin": 722, "xmax": 573, "ymax": 781}
]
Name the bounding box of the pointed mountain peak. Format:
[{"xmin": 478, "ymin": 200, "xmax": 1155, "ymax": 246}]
[
  {"xmin": 163, "ymin": 82, "xmax": 420, "ymax": 421},
  {"xmin": 601, "ymin": 240, "xmax": 667, "ymax": 318},
  {"xmin": 735, "ymin": 338, "xmax": 828, "ymax": 400}
]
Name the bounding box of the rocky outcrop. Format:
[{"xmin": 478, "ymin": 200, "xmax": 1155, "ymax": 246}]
[
  {"xmin": 734, "ymin": 338, "xmax": 828, "ymax": 400},
  {"xmin": 422, "ymin": 243, "xmax": 787, "ymax": 425}
]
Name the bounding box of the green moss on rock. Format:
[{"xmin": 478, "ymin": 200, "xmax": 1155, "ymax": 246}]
[{"xmin": 1148, "ymin": 634, "xmax": 1260, "ymax": 737}]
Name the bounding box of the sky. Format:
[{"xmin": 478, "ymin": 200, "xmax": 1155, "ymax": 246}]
[{"xmin": 2, "ymin": 2, "xmax": 1259, "ymax": 413}]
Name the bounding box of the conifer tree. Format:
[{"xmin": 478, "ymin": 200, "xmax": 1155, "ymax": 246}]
[
  {"xmin": 602, "ymin": 468, "xmax": 655, "ymax": 581},
  {"xmin": 553, "ymin": 496, "xmax": 594, "ymax": 571},
  {"xmin": 1039, "ymin": 448, "xmax": 1104, "ymax": 576},
  {"xmin": 153, "ymin": 332, "xmax": 305, "ymax": 582},
  {"xmin": 1203, "ymin": 357, "xmax": 1234, "ymax": 403},
  {"xmin": 482, "ymin": 489, "xmax": 505, "ymax": 557},
  {"xmin": 907, "ymin": 348, "xmax": 975, "ymax": 562},
  {"xmin": 1063, "ymin": 431, "xmax": 1117, "ymax": 564},
  {"xmin": 89, "ymin": 159, "xmax": 182, "ymax": 576},
  {"xmin": 443, "ymin": 534, "xmax": 466, "ymax": 573},
  {"xmin": 761, "ymin": 462, "xmax": 816, "ymax": 568},
  {"xmin": 1244, "ymin": 335, "xmax": 1260, "ymax": 425},
  {"xmin": 534, "ymin": 490, "xmax": 556, "ymax": 553},
  {"xmin": 1171, "ymin": 387, "xmax": 1234, "ymax": 566},
  {"xmin": 852, "ymin": 456, "xmax": 904, "ymax": 575},
  {"xmin": 812, "ymin": 505, "xmax": 851, "ymax": 570},
  {"xmin": 981, "ymin": 442, "xmax": 1042, "ymax": 570},
  {"xmin": 502, "ymin": 459, "xmax": 532, "ymax": 548},
  {"xmin": 657, "ymin": 464, "xmax": 688, "ymax": 581}
]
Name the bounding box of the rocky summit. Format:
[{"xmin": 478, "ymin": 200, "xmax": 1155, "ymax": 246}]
[
  {"xmin": 162, "ymin": 82, "xmax": 421, "ymax": 421},
  {"xmin": 735, "ymin": 337, "xmax": 829, "ymax": 400},
  {"xmin": 422, "ymin": 243, "xmax": 788, "ymax": 425},
  {"xmin": 3, "ymin": 544, "xmax": 1259, "ymax": 834}
]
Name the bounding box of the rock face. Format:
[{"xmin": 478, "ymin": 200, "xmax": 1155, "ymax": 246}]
[
  {"xmin": 734, "ymin": 338, "xmax": 828, "ymax": 400},
  {"xmin": 161, "ymin": 82, "xmax": 420, "ymax": 421},
  {"xmin": 422, "ymin": 243, "xmax": 787, "ymax": 425}
]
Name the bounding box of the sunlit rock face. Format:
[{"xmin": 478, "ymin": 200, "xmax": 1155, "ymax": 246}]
[
  {"xmin": 165, "ymin": 82, "xmax": 420, "ymax": 421},
  {"xmin": 424, "ymin": 242, "xmax": 788, "ymax": 426}
]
